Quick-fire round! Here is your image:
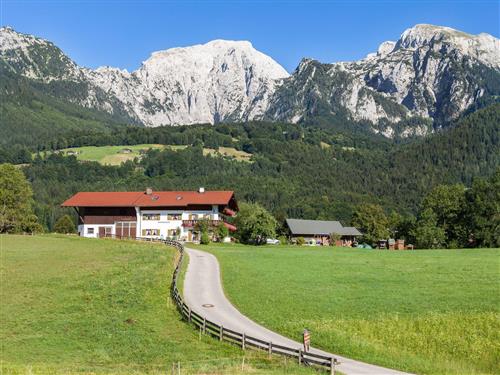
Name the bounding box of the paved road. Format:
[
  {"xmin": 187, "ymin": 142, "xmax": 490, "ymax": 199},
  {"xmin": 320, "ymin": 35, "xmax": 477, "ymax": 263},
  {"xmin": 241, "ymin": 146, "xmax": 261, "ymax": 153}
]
[{"xmin": 183, "ymin": 247, "xmax": 412, "ymax": 375}]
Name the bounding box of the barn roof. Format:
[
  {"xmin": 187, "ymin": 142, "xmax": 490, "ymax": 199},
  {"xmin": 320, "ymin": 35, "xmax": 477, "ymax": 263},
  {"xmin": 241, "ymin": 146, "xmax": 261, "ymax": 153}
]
[
  {"xmin": 286, "ymin": 218, "xmax": 343, "ymax": 235},
  {"xmin": 340, "ymin": 226, "xmax": 363, "ymax": 236},
  {"xmin": 286, "ymin": 218, "xmax": 362, "ymax": 236},
  {"xmin": 62, "ymin": 190, "xmax": 236, "ymax": 208}
]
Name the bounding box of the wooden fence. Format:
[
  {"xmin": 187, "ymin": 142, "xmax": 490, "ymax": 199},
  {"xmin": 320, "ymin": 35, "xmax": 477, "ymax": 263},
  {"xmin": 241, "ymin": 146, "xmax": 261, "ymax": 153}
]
[{"xmin": 164, "ymin": 239, "xmax": 340, "ymax": 374}]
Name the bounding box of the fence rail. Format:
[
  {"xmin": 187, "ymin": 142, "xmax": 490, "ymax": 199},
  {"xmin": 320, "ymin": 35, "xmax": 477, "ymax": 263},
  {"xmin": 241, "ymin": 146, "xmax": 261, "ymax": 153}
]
[{"xmin": 161, "ymin": 238, "xmax": 340, "ymax": 374}]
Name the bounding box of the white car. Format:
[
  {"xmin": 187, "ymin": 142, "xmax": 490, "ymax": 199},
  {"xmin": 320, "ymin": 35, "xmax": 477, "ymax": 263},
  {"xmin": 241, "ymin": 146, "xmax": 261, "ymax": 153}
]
[{"xmin": 266, "ymin": 238, "xmax": 280, "ymax": 245}]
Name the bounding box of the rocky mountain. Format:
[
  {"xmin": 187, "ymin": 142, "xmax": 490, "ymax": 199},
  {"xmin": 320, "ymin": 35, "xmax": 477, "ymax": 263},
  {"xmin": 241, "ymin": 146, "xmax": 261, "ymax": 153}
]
[
  {"xmin": 0, "ymin": 26, "xmax": 288, "ymax": 126},
  {"xmin": 86, "ymin": 40, "xmax": 289, "ymax": 126},
  {"xmin": 1, "ymin": 24, "xmax": 499, "ymax": 137},
  {"xmin": 263, "ymin": 24, "xmax": 500, "ymax": 136}
]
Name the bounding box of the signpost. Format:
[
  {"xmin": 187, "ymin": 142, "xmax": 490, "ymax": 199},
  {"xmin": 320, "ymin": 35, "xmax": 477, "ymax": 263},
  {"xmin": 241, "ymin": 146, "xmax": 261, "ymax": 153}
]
[{"xmin": 303, "ymin": 329, "xmax": 310, "ymax": 352}]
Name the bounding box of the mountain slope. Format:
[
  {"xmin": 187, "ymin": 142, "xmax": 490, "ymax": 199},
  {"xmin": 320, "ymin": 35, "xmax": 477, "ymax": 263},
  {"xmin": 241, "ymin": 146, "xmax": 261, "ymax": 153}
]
[
  {"xmin": 86, "ymin": 40, "xmax": 289, "ymax": 126},
  {"xmin": 1, "ymin": 24, "xmax": 499, "ymax": 138},
  {"xmin": 0, "ymin": 27, "xmax": 139, "ymax": 124},
  {"xmin": 263, "ymin": 24, "xmax": 500, "ymax": 136}
]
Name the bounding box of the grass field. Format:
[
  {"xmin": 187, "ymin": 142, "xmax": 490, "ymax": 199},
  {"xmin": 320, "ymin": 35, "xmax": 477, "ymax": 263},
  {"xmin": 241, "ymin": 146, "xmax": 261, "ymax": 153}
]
[
  {"xmin": 49, "ymin": 144, "xmax": 251, "ymax": 165},
  {"xmin": 56, "ymin": 144, "xmax": 167, "ymax": 165},
  {"xmin": 203, "ymin": 147, "xmax": 252, "ymax": 162},
  {"xmin": 0, "ymin": 235, "xmax": 314, "ymax": 374},
  {"xmin": 195, "ymin": 244, "xmax": 500, "ymax": 375}
]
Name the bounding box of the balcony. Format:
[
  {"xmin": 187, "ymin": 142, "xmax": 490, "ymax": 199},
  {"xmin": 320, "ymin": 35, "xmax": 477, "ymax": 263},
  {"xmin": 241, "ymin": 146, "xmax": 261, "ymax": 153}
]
[{"xmin": 182, "ymin": 219, "xmax": 220, "ymax": 228}]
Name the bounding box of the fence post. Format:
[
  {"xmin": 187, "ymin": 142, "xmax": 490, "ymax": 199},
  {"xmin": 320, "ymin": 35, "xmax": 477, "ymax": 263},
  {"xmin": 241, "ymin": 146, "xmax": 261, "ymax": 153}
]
[
  {"xmin": 330, "ymin": 357, "xmax": 335, "ymax": 375},
  {"xmin": 242, "ymin": 332, "xmax": 246, "ymax": 350},
  {"xmin": 268, "ymin": 341, "xmax": 272, "ymax": 357},
  {"xmin": 187, "ymin": 307, "xmax": 191, "ymax": 323},
  {"xmin": 298, "ymin": 349, "xmax": 302, "ymax": 364},
  {"xmin": 219, "ymin": 325, "xmax": 223, "ymax": 341},
  {"xmin": 203, "ymin": 317, "xmax": 206, "ymax": 333}
]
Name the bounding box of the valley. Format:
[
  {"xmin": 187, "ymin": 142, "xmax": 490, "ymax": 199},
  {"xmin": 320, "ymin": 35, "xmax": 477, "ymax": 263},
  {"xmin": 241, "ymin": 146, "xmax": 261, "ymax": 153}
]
[{"xmin": 1, "ymin": 6, "xmax": 499, "ymax": 375}]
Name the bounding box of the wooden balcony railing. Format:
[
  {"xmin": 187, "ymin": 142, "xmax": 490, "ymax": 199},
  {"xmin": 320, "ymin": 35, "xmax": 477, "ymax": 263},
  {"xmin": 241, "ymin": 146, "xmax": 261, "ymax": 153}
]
[{"xmin": 182, "ymin": 219, "xmax": 220, "ymax": 227}]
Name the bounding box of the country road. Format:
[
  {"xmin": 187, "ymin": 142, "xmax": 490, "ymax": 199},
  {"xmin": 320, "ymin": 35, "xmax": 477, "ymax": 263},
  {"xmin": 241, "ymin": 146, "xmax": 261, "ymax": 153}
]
[{"xmin": 183, "ymin": 247, "xmax": 412, "ymax": 375}]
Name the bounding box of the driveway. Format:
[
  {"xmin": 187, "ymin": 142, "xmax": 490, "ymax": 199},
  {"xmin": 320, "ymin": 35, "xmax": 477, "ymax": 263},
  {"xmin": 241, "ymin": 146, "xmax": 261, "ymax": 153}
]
[{"xmin": 183, "ymin": 247, "xmax": 412, "ymax": 375}]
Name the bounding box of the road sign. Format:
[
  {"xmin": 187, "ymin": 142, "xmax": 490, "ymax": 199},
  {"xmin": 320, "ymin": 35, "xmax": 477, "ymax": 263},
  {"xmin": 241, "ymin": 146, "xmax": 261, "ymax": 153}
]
[{"xmin": 303, "ymin": 329, "xmax": 310, "ymax": 352}]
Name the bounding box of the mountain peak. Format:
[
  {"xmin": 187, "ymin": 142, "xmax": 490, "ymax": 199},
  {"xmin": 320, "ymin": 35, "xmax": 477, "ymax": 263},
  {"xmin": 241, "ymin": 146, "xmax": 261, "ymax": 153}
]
[
  {"xmin": 395, "ymin": 23, "xmax": 500, "ymax": 68},
  {"xmin": 141, "ymin": 38, "xmax": 288, "ymax": 80}
]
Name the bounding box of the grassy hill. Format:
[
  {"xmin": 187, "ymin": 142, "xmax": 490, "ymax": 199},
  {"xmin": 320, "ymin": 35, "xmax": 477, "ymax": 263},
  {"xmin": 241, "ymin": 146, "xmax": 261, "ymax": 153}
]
[
  {"xmin": 0, "ymin": 235, "xmax": 313, "ymax": 374},
  {"xmin": 43, "ymin": 145, "xmax": 251, "ymax": 166},
  {"xmin": 55, "ymin": 144, "xmax": 168, "ymax": 165},
  {"xmin": 196, "ymin": 244, "xmax": 500, "ymax": 375}
]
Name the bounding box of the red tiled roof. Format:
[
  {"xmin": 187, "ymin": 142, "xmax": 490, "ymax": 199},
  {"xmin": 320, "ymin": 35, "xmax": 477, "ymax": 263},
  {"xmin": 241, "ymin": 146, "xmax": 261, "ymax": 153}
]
[{"xmin": 62, "ymin": 191, "xmax": 235, "ymax": 208}]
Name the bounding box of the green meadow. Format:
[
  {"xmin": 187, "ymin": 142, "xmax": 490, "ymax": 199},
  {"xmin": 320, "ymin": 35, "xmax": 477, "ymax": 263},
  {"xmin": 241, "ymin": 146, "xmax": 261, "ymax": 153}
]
[
  {"xmin": 48, "ymin": 144, "xmax": 252, "ymax": 166},
  {"xmin": 0, "ymin": 236, "xmax": 313, "ymax": 374},
  {"xmin": 196, "ymin": 244, "xmax": 500, "ymax": 375},
  {"xmin": 56, "ymin": 144, "xmax": 168, "ymax": 165}
]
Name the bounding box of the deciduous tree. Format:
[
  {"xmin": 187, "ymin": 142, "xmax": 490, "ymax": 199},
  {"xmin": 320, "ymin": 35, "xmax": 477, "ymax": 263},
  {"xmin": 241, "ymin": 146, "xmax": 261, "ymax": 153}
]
[
  {"xmin": 351, "ymin": 204, "xmax": 389, "ymax": 245},
  {"xmin": 235, "ymin": 202, "xmax": 277, "ymax": 245},
  {"xmin": 412, "ymin": 209, "xmax": 446, "ymax": 249},
  {"xmin": 0, "ymin": 163, "xmax": 41, "ymax": 233}
]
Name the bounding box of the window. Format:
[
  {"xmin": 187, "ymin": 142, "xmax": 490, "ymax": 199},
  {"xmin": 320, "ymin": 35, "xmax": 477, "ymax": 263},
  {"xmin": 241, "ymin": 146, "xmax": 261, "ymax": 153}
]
[
  {"xmin": 87, "ymin": 227, "xmax": 94, "ymax": 234},
  {"xmin": 167, "ymin": 214, "xmax": 182, "ymax": 220},
  {"xmin": 142, "ymin": 213, "xmax": 160, "ymax": 220},
  {"xmin": 142, "ymin": 229, "xmax": 160, "ymax": 236},
  {"xmin": 168, "ymin": 229, "xmax": 179, "ymax": 237}
]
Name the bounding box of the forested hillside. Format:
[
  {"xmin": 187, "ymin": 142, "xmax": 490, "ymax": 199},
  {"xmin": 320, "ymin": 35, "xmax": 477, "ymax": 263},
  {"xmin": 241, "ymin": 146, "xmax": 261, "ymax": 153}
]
[
  {"xmin": 0, "ymin": 61, "xmax": 136, "ymax": 147},
  {"xmin": 16, "ymin": 104, "xmax": 499, "ymax": 231}
]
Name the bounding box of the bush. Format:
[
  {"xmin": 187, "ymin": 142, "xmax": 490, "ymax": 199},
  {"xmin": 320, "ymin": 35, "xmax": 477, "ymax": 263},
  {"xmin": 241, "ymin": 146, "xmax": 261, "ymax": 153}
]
[
  {"xmin": 278, "ymin": 235, "xmax": 288, "ymax": 245},
  {"xmin": 54, "ymin": 214, "xmax": 76, "ymax": 234},
  {"xmin": 296, "ymin": 237, "xmax": 305, "ymax": 246},
  {"xmin": 200, "ymin": 231, "xmax": 210, "ymax": 245},
  {"xmin": 329, "ymin": 233, "xmax": 341, "ymax": 246},
  {"xmin": 216, "ymin": 223, "xmax": 229, "ymax": 241}
]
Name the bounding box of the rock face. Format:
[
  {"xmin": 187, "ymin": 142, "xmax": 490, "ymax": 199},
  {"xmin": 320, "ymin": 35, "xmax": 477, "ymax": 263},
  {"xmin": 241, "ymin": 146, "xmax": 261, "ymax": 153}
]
[
  {"xmin": 0, "ymin": 27, "xmax": 289, "ymax": 126},
  {"xmin": 1, "ymin": 24, "xmax": 499, "ymax": 137},
  {"xmin": 263, "ymin": 24, "xmax": 500, "ymax": 134},
  {"xmin": 85, "ymin": 40, "xmax": 289, "ymax": 126}
]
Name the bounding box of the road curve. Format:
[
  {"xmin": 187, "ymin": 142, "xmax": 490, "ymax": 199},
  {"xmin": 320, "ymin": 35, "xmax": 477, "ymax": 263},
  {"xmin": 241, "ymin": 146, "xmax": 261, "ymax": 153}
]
[{"xmin": 183, "ymin": 247, "xmax": 412, "ymax": 375}]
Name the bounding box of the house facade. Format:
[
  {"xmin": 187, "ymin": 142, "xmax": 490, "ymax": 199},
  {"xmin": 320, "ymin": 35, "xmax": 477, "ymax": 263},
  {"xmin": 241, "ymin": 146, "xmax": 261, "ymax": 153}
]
[
  {"xmin": 62, "ymin": 188, "xmax": 238, "ymax": 241},
  {"xmin": 285, "ymin": 218, "xmax": 362, "ymax": 246}
]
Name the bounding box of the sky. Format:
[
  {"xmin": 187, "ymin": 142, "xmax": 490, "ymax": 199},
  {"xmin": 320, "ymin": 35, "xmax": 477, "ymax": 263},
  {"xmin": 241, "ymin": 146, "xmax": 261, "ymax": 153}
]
[{"xmin": 1, "ymin": 0, "xmax": 499, "ymax": 73}]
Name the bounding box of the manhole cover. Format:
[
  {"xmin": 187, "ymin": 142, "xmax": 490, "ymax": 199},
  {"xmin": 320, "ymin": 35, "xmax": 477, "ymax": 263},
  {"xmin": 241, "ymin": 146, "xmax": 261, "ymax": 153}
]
[{"xmin": 202, "ymin": 303, "xmax": 214, "ymax": 308}]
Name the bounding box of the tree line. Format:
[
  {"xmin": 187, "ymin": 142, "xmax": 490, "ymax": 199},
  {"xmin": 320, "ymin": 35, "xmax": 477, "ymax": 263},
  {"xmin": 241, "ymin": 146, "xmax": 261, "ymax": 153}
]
[
  {"xmin": 0, "ymin": 104, "xmax": 498, "ymax": 248},
  {"xmin": 1, "ymin": 161, "xmax": 498, "ymax": 249}
]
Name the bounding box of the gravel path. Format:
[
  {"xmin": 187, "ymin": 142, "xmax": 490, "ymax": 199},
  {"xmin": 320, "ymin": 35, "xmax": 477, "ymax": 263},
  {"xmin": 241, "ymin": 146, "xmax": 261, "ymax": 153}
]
[{"xmin": 183, "ymin": 247, "xmax": 412, "ymax": 375}]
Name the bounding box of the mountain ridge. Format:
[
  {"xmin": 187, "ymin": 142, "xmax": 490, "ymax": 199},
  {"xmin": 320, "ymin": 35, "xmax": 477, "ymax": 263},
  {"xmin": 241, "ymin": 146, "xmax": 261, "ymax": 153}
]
[{"xmin": 1, "ymin": 24, "xmax": 499, "ymax": 137}]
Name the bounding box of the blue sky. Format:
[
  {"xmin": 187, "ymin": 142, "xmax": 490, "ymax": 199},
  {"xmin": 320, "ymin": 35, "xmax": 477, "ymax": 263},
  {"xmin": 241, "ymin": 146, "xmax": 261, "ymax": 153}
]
[{"xmin": 1, "ymin": 1, "xmax": 498, "ymax": 73}]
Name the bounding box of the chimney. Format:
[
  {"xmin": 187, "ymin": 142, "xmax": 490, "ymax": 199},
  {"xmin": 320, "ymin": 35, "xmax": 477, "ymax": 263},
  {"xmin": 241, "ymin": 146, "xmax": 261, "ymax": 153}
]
[
  {"xmin": 146, "ymin": 187, "xmax": 153, "ymax": 195},
  {"xmin": 198, "ymin": 187, "xmax": 205, "ymax": 194}
]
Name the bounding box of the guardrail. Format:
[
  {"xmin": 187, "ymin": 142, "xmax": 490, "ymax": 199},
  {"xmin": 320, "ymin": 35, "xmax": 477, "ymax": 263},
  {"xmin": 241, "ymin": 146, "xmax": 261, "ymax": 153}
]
[{"xmin": 164, "ymin": 238, "xmax": 340, "ymax": 374}]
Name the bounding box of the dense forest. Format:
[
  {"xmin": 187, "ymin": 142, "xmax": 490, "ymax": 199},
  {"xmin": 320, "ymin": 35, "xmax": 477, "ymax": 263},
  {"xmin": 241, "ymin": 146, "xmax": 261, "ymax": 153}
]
[{"xmin": 0, "ymin": 103, "xmax": 494, "ymax": 235}]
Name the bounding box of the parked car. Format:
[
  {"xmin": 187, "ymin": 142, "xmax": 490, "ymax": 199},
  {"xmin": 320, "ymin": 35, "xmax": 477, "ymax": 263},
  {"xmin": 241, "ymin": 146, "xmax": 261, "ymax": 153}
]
[{"xmin": 266, "ymin": 238, "xmax": 280, "ymax": 245}]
